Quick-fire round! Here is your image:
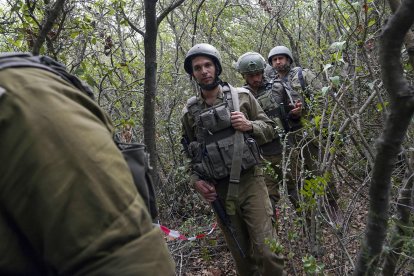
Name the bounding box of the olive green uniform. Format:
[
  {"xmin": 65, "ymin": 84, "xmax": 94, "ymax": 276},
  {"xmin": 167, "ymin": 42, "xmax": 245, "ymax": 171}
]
[
  {"xmin": 0, "ymin": 68, "xmax": 175, "ymax": 275},
  {"xmin": 244, "ymin": 81, "xmax": 297, "ymax": 212},
  {"xmin": 181, "ymin": 85, "xmax": 285, "ymax": 276},
  {"xmin": 271, "ymin": 67, "xmax": 339, "ymax": 205}
]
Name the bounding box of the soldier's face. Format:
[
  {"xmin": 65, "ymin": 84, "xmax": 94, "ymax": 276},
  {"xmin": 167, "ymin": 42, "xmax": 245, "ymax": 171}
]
[
  {"xmin": 191, "ymin": 56, "xmax": 216, "ymax": 86},
  {"xmin": 243, "ymin": 71, "xmax": 263, "ymax": 90},
  {"xmin": 271, "ymin": 55, "xmax": 290, "ymax": 72}
]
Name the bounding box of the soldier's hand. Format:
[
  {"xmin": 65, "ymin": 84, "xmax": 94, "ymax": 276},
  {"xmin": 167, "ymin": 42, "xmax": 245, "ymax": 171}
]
[
  {"xmin": 194, "ymin": 180, "xmax": 217, "ymax": 202},
  {"xmin": 289, "ymin": 100, "xmax": 302, "ymax": 119},
  {"xmin": 231, "ymin": 111, "xmax": 253, "ymax": 132}
]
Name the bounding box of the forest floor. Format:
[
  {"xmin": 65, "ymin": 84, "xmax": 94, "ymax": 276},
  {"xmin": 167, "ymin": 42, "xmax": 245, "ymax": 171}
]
[{"xmin": 162, "ymin": 175, "xmax": 412, "ymax": 275}]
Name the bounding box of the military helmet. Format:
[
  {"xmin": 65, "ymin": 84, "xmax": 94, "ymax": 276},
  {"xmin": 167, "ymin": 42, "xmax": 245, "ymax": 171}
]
[
  {"xmin": 236, "ymin": 52, "xmax": 267, "ymax": 74},
  {"xmin": 184, "ymin": 43, "xmax": 222, "ymax": 75},
  {"xmin": 267, "ymin": 46, "xmax": 293, "ymax": 65}
]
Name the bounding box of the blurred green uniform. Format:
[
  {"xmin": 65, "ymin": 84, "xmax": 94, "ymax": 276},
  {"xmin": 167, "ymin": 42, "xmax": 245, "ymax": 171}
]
[
  {"xmin": 243, "ymin": 80, "xmax": 297, "ymax": 212},
  {"xmin": 182, "ymin": 85, "xmax": 285, "ymax": 276},
  {"xmin": 272, "ymin": 67, "xmax": 339, "ymax": 206},
  {"xmin": 0, "ymin": 68, "xmax": 175, "ymax": 275}
]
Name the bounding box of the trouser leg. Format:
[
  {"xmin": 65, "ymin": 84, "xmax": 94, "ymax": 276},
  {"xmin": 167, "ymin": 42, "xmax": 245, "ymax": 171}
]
[{"xmin": 215, "ymin": 169, "xmax": 285, "ymax": 276}]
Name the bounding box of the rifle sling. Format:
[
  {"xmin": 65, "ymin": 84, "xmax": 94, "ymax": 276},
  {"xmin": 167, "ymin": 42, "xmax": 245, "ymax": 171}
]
[{"xmin": 225, "ymin": 84, "xmax": 244, "ymax": 215}]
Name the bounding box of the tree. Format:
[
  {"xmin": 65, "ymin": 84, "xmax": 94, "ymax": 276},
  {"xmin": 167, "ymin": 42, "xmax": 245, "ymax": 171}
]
[
  {"xmin": 353, "ymin": 0, "xmax": 414, "ymax": 274},
  {"xmin": 123, "ymin": 0, "xmax": 185, "ymax": 185}
]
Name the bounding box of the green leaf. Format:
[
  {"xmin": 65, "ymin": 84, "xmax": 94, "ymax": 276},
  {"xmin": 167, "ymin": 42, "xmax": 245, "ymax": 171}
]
[
  {"xmin": 329, "ymin": 41, "xmax": 346, "ymax": 52},
  {"xmin": 321, "ymin": 86, "xmax": 330, "ymax": 95},
  {"xmin": 367, "ymin": 81, "xmax": 375, "ymax": 90},
  {"xmin": 85, "ymin": 74, "xmax": 98, "ymax": 87},
  {"xmin": 70, "ymin": 32, "xmax": 80, "ymax": 39},
  {"xmin": 329, "ymin": 76, "xmax": 340, "ymax": 86},
  {"xmin": 314, "ymin": 115, "xmax": 321, "ymax": 128},
  {"xmin": 376, "ymin": 101, "xmax": 389, "ymax": 112},
  {"xmin": 368, "ymin": 19, "xmax": 376, "ymax": 28}
]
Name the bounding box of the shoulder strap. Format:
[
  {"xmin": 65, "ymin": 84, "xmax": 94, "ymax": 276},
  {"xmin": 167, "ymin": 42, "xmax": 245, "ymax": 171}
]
[
  {"xmin": 297, "ymin": 67, "xmax": 306, "ymax": 92},
  {"xmin": 221, "ymin": 83, "xmax": 234, "ymax": 111},
  {"xmin": 186, "ymin": 95, "xmax": 201, "ymax": 125},
  {"xmin": 225, "ymin": 84, "xmax": 244, "ymax": 215},
  {"xmin": 0, "ymin": 52, "xmax": 94, "ymax": 99}
]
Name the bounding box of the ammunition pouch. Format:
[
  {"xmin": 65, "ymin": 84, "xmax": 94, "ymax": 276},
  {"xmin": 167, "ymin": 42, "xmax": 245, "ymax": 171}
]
[
  {"xmin": 188, "ymin": 141, "xmax": 203, "ymax": 163},
  {"xmin": 190, "ymin": 103, "xmax": 261, "ymax": 180},
  {"xmin": 199, "ymin": 102, "xmax": 231, "ymax": 133},
  {"xmin": 194, "ymin": 133, "xmax": 261, "ymax": 180}
]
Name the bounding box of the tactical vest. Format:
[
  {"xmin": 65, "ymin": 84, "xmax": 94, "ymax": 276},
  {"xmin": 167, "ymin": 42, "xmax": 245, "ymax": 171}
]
[
  {"xmin": 266, "ymin": 75, "xmax": 304, "ymax": 132},
  {"xmin": 185, "ymin": 84, "xmax": 261, "ymax": 180},
  {"xmin": 247, "ymin": 81, "xmax": 285, "ymax": 156},
  {"xmin": 255, "ymin": 81, "xmax": 283, "ymax": 122}
]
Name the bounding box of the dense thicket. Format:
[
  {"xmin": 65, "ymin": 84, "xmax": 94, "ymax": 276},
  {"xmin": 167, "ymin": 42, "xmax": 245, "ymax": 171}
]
[{"xmin": 1, "ymin": 0, "xmax": 412, "ymax": 274}]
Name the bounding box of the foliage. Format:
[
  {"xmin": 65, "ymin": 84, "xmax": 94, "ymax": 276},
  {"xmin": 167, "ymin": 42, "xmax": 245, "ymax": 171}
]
[
  {"xmin": 1, "ymin": 0, "xmax": 413, "ymax": 274},
  {"xmin": 302, "ymin": 254, "xmax": 325, "ymax": 275}
]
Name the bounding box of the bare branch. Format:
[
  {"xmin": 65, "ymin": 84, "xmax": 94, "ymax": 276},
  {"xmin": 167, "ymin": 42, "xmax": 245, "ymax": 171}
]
[
  {"xmin": 120, "ymin": 6, "xmax": 145, "ymax": 37},
  {"xmin": 157, "ymin": 0, "xmax": 186, "ymax": 25}
]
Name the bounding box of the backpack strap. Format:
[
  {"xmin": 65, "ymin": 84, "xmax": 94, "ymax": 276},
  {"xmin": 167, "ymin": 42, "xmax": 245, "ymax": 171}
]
[
  {"xmin": 297, "ymin": 67, "xmax": 306, "ymax": 92},
  {"xmin": 0, "ymin": 52, "xmax": 94, "ymax": 99},
  {"xmin": 296, "ymin": 67, "xmax": 314, "ymax": 105}
]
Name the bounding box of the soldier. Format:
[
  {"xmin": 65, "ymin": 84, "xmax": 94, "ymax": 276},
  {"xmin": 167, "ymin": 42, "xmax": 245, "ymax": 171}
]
[
  {"xmin": 235, "ymin": 52, "xmax": 300, "ymax": 213},
  {"xmin": 267, "ymin": 45, "xmax": 340, "ymax": 220},
  {"xmin": 181, "ymin": 44, "xmax": 285, "ymax": 275},
  {"xmin": 0, "ymin": 54, "xmax": 175, "ymax": 275}
]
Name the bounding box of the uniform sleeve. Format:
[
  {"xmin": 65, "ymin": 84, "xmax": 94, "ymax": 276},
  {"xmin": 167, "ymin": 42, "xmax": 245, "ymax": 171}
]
[
  {"xmin": 181, "ymin": 110, "xmax": 201, "ymax": 188},
  {"xmin": 239, "ymin": 90, "xmax": 276, "ymax": 145}
]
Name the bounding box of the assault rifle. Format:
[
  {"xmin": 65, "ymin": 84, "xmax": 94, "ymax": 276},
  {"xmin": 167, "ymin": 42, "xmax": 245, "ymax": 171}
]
[
  {"xmin": 195, "ymin": 173, "xmax": 246, "ymax": 259},
  {"xmin": 211, "ymin": 197, "xmax": 246, "ymax": 258}
]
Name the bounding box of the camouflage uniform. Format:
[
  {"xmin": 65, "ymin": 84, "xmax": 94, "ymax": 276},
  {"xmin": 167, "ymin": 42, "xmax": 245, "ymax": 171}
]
[
  {"xmin": 0, "ymin": 68, "xmax": 175, "ymax": 275},
  {"xmin": 182, "ymin": 85, "xmax": 285, "ymax": 276}
]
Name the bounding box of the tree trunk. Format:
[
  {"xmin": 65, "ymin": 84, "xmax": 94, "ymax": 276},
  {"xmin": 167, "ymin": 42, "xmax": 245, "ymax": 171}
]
[
  {"xmin": 143, "ymin": 0, "xmax": 159, "ymax": 184},
  {"xmin": 353, "ymin": 0, "xmax": 414, "ymax": 275}
]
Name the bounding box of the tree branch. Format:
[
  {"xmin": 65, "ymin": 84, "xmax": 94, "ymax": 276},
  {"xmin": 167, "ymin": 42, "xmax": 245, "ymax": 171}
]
[
  {"xmin": 32, "ymin": 0, "xmax": 66, "ymax": 55},
  {"xmin": 157, "ymin": 0, "xmax": 185, "ymax": 25},
  {"xmin": 120, "ymin": 6, "xmax": 145, "ymax": 37}
]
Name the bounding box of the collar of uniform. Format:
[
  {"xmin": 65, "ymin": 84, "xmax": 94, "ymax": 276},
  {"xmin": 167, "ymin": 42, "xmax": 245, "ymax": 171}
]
[
  {"xmin": 198, "ymin": 85, "xmax": 225, "ymax": 106},
  {"xmin": 243, "ymin": 81, "xmax": 267, "ymax": 94}
]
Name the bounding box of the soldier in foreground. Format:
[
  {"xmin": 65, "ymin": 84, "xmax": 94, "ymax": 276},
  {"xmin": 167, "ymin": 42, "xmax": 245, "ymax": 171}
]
[
  {"xmin": 0, "ymin": 54, "xmax": 175, "ymax": 275},
  {"xmin": 181, "ymin": 44, "xmax": 285, "ymax": 275}
]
